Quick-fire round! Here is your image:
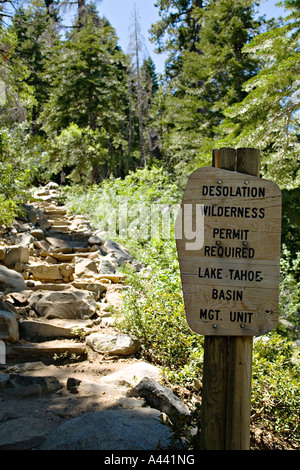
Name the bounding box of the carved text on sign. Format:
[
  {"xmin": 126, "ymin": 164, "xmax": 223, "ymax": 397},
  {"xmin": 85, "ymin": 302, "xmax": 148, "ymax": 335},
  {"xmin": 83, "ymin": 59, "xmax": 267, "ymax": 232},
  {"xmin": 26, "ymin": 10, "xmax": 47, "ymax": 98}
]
[{"xmin": 175, "ymin": 168, "xmax": 282, "ymax": 336}]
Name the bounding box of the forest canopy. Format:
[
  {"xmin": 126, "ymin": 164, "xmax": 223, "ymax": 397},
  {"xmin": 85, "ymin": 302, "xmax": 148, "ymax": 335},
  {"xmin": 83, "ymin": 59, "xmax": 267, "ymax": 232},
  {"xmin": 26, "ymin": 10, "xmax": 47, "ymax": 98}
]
[{"xmin": 0, "ymin": 0, "xmax": 298, "ymax": 184}]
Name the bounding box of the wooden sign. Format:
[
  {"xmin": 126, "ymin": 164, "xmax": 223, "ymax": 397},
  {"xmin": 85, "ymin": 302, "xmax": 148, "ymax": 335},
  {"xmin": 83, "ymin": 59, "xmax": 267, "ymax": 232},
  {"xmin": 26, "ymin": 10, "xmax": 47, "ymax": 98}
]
[{"xmin": 175, "ymin": 167, "xmax": 282, "ymax": 336}]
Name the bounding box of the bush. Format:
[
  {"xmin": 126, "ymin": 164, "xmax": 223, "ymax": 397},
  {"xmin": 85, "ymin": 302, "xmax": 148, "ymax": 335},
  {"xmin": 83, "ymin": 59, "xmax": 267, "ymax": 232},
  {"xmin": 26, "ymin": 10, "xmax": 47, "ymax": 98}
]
[
  {"xmin": 0, "ymin": 124, "xmax": 39, "ymax": 225},
  {"xmin": 64, "ymin": 165, "xmax": 183, "ymax": 248},
  {"xmin": 252, "ymin": 335, "xmax": 300, "ymax": 446},
  {"xmin": 45, "ymin": 124, "xmax": 109, "ymax": 184},
  {"xmin": 279, "ymin": 245, "xmax": 300, "ymax": 332}
]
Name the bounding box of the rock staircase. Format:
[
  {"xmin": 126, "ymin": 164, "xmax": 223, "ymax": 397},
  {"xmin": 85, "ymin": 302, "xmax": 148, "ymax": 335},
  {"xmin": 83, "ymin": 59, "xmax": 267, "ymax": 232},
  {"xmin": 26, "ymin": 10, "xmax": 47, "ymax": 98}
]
[
  {"xmin": 2, "ymin": 184, "xmax": 129, "ymax": 362},
  {"xmin": 0, "ymin": 182, "xmax": 191, "ymax": 450}
]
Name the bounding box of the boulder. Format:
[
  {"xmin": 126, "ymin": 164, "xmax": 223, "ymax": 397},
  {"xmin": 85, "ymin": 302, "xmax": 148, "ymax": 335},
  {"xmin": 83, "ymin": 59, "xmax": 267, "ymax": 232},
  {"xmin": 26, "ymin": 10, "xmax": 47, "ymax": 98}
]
[
  {"xmin": 0, "ymin": 265, "xmax": 29, "ymax": 295},
  {"xmin": 39, "ymin": 409, "xmax": 172, "ymax": 450},
  {"xmin": 1, "ymin": 374, "xmax": 61, "ymax": 397},
  {"xmin": 0, "ymin": 310, "xmax": 19, "ymax": 342},
  {"xmin": 19, "ymin": 318, "xmax": 94, "ymax": 340},
  {"xmin": 28, "ymin": 264, "xmax": 63, "ymax": 282},
  {"xmin": 74, "ymin": 257, "xmax": 98, "ymax": 278},
  {"xmin": 30, "ymin": 228, "xmax": 45, "ymax": 240},
  {"xmin": 86, "ymin": 332, "xmax": 141, "ymax": 356},
  {"xmin": 3, "ymin": 245, "xmax": 29, "ymax": 268},
  {"xmin": 28, "ymin": 290, "xmax": 97, "ymax": 319},
  {"xmin": 24, "ymin": 205, "xmax": 38, "ymax": 224},
  {"xmin": 13, "ymin": 233, "xmax": 35, "ymax": 246},
  {"xmin": 99, "ymin": 257, "xmax": 116, "ymax": 274},
  {"xmin": 102, "ymin": 239, "xmax": 132, "ymax": 265},
  {"xmin": 0, "ymin": 417, "xmax": 56, "ymax": 450},
  {"xmin": 130, "ymin": 377, "xmax": 190, "ymax": 420},
  {"xmin": 88, "ymin": 234, "xmax": 104, "ymax": 246},
  {"xmin": 37, "ymin": 217, "xmax": 52, "ymax": 231}
]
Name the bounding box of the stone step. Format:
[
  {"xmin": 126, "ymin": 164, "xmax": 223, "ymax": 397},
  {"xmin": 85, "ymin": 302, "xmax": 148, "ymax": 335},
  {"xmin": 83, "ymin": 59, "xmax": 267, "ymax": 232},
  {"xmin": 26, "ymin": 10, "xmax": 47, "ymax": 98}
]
[
  {"xmin": 47, "ymin": 230, "xmax": 91, "ymax": 242},
  {"xmin": 43, "ymin": 208, "xmax": 67, "ymax": 216},
  {"xmin": 50, "ymin": 226, "xmax": 72, "ymax": 234},
  {"xmin": 30, "ymin": 283, "xmax": 73, "ymax": 291},
  {"xmin": 0, "ymin": 417, "xmax": 56, "ymax": 450},
  {"xmin": 6, "ymin": 340, "xmax": 87, "ymax": 362},
  {"xmin": 30, "ymin": 282, "xmax": 106, "ymax": 300},
  {"xmin": 39, "ymin": 251, "xmax": 91, "ymax": 261},
  {"xmin": 19, "ymin": 318, "xmax": 96, "ymax": 341},
  {"xmin": 48, "ymin": 221, "xmax": 71, "ymax": 228},
  {"xmin": 45, "ymin": 236, "xmax": 88, "ymax": 250}
]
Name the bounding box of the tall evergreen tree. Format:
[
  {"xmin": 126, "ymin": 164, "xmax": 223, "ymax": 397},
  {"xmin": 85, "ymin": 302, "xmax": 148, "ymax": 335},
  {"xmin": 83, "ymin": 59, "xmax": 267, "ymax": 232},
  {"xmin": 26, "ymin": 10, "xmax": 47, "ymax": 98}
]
[
  {"xmin": 150, "ymin": 0, "xmax": 203, "ymax": 78},
  {"xmin": 150, "ymin": 0, "xmax": 262, "ymax": 173},
  {"xmin": 12, "ymin": 0, "xmax": 59, "ymax": 128},
  {"xmin": 0, "ymin": 23, "xmax": 35, "ymax": 127},
  {"xmin": 128, "ymin": 5, "xmax": 151, "ymax": 168},
  {"xmin": 40, "ymin": 4, "xmax": 131, "ymax": 181},
  {"xmin": 219, "ymin": 0, "xmax": 300, "ymax": 189},
  {"xmin": 140, "ymin": 57, "xmax": 160, "ymax": 162}
]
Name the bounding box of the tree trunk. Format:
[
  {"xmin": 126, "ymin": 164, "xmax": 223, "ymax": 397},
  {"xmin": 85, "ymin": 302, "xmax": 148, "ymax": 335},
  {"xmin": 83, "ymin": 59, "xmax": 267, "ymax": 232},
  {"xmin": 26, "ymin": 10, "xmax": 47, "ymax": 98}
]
[
  {"xmin": 78, "ymin": 0, "xmax": 85, "ymax": 25},
  {"xmin": 133, "ymin": 8, "xmax": 145, "ymax": 168}
]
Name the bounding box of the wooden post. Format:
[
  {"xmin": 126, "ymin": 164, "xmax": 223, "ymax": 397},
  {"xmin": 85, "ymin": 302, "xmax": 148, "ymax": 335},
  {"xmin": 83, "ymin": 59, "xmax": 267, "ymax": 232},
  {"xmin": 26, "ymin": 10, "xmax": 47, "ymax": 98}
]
[{"xmin": 200, "ymin": 147, "xmax": 260, "ymax": 450}]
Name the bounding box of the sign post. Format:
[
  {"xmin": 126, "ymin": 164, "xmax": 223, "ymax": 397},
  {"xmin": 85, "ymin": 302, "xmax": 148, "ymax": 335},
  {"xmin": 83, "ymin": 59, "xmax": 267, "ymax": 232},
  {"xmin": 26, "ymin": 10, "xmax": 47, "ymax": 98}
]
[{"xmin": 175, "ymin": 148, "xmax": 282, "ymax": 449}]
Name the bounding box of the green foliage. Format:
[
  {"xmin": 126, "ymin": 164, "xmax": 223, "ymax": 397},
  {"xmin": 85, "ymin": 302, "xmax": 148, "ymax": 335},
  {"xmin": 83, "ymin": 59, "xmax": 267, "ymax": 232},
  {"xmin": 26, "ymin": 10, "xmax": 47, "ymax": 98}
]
[
  {"xmin": 278, "ymin": 245, "xmax": 300, "ymax": 332},
  {"xmin": 0, "ymin": 125, "xmax": 37, "ymax": 225},
  {"xmin": 116, "ymin": 231, "xmax": 204, "ymax": 375},
  {"xmin": 252, "ymin": 335, "xmax": 300, "ymax": 445},
  {"xmin": 282, "ymin": 188, "xmax": 300, "ymax": 260},
  {"xmin": 0, "ymin": 27, "xmax": 36, "ymax": 126},
  {"xmin": 12, "ymin": 0, "xmax": 55, "ymax": 120},
  {"xmin": 64, "ymin": 165, "xmax": 183, "ymax": 241},
  {"xmin": 150, "ymin": 0, "xmax": 262, "ymax": 174},
  {"xmin": 0, "ymin": 195, "xmax": 18, "ymax": 226},
  {"xmin": 160, "ymin": 404, "xmax": 202, "ymax": 450},
  {"xmin": 219, "ymin": 0, "xmax": 300, "ymax": 189},
  {"xmin": 39, "ymin": 8, "xmax": 132, "ymax": 177},
  {"xmin": 45, "ymin": 123, "xmax": 109, "ymax": 184},
  {"xmin": 149, "ymin": 0, "xmax": 203, "ymax": 78}
]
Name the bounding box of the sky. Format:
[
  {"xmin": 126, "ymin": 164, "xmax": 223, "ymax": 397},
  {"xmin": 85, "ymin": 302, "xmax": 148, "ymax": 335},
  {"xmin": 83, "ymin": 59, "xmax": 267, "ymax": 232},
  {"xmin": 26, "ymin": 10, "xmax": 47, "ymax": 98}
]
[{"xmin": 66, "ymin": 0, "xmax": 288, "ymax": 74}]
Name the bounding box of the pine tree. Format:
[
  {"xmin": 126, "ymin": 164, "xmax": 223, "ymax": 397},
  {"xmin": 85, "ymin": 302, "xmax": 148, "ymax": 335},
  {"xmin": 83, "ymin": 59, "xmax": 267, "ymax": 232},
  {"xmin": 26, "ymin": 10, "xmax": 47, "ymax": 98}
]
[
  {"xmin": 150, "ymin": 0, "xmax": 262, "ymax": 173},
  {"xmin": 150, "ymin": 0, "xmax": 203, "ymax": 77},
  {"xmin": 219, "ymin": 0, "xmax": 300, "ymax": 189},
  {"xmin": 0, "ymin": 23, "xmax": 35, "ymax": 127},
  {"xmin": 40, "ymin": 4, "xmax": 131, "ymax": 181},
  {"xmin": 11, "ymin": 0, "xmax": 59, "ymax": 128},
  {"xmin": 128, "ymin": 5, "xmax": 147, "ymax": 168}
]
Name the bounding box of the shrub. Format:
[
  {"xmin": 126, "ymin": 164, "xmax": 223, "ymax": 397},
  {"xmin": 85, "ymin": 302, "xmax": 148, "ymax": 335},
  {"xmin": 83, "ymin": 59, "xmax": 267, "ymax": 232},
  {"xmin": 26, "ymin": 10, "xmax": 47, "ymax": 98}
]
[{"xmin": 252, "ymin": 335, "xmax": 300, "ymax": 446}]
